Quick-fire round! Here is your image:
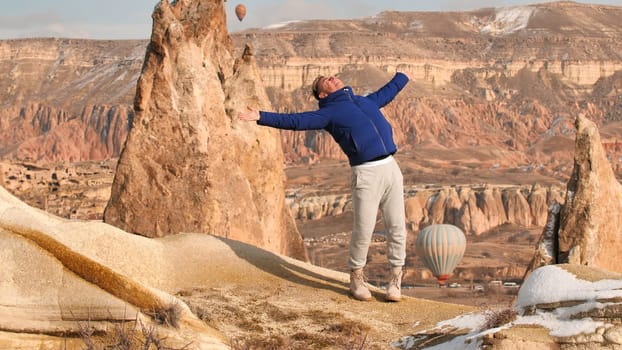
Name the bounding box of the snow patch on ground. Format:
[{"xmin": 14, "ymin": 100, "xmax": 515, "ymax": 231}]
[
  {"xmin": 393, "ymin": 313, "xmax": 486, "ymax": 350},
  {"xmin": 395, "ymin": 265, "xmax": 622, "ymax": 349},
  {"xmin": 514, "ymin": 303, "xmax": 610, "ymax": 337}
]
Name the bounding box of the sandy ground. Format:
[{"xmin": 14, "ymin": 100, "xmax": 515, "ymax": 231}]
[{"xmin": 168, "ymin": 236, "xmax": 477, "ymax": 349}]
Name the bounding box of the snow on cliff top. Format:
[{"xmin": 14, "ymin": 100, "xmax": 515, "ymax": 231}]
[
  {"xmin": 481, "ymin": 6, "xmax": 535, "ymax": 35},
  {"xmin": 263, "ymin": 20, "xmax": 303, "ymax": 30}
]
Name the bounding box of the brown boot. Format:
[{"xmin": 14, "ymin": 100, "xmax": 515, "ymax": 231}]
[
  {"xmin": 350, "ymin": 268, "xmax": 372, "ymax": 301},
  {"xmin": 386, "ymin": 266, "xmax": 403, "ymax": 302}
]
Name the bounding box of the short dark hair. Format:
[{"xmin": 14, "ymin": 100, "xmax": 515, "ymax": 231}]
[{"xmin": 312, "ymin": 75, "xmax": 325, "ymax": 100}]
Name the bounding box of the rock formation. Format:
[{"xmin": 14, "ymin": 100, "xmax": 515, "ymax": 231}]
[
  {"xmin": 292, "ymin": 184, "xmax": 563, "ymax": 236},
  {"xmin": 406, "ymin": 263, "xmax": 622, "ymax": 349},
  {"xmin": 0, "ymin": 185, "xmax": 230, "ymax": 349},
  {"xmin": 528, "ymin": 114, "xmax": 622, "ymax": 275},
  {"xmin": 1, "ymin": 2, "xmax": 622, "ymax": 181},
  {"xmin": 102, "ymin": 0, "xmax": 307, "ymax": 261},
  {"xmin": 557, "ymin": 115, "xmax": 622, "ymax": 272},
  {"xmin": 0, "ymin": 38, "xmax": 141, "ymax": 162},
  {"xmin": 0, "ymin": 183, "xmax": 476, "ymax": 349}
]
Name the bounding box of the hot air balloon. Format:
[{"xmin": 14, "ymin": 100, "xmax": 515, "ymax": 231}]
[
  {"xmin": 235, "ymin": 4, "xmax": 246, "ymax": 21},
  {"xmin": 415, "ymin": 224, "xmax": 466, "ymax": 286}
]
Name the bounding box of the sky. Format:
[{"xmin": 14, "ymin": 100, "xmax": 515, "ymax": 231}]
[{"xmin": 1, "ymin": 0, "xmax": 622, "ymax": 40}]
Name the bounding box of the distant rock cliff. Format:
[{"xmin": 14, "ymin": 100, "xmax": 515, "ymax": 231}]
[
  {"xmin": 232, "ymin": 2, "xmax": 622, "ymax": 174},
  {"xmin": 1, "ymin": 2, "xmax": 622, "ymax": 176},
  {"xmin": 0, "ymin": 38, "xmax": 142, "ymax": 161},
  {"xmin": 102, "ymin": 0, "xmax": 307, "ymax": 261},
  {"xmin": 238, "ymin": 3, "xmax": 622, "ymax": 91},
  {"xmin": 289, "ymin": 184, "xmax": 564, "ymax": 236}
]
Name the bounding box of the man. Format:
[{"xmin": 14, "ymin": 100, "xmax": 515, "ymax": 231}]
[{"xmin": 239, "ymin": 72, "xmax": 409, "ymax": 302}]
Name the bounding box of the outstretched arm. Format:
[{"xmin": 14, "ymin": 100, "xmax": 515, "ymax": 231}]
[
  {"xmin": 366, "ymin": 72, "xmax": 410, "ymax": 108},
  {"xmin": 238, "ymin": 107, "xmax": 331, "ymax": 131}
]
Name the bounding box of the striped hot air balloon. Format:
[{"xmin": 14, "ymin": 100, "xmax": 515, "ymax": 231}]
[{"xmin": 415, "ymin": 224, "xmax": 466, "ymax": 286}]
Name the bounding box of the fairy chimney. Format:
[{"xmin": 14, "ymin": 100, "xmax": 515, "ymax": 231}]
[
  {"xmin": 528, "ymin": 114, "xmax": 622, "ymax": 275},
  {"xmin": 556, "ymin": 114, "xmax": 622, "ymax": 272},
  {"xmin": 103, "ymin": 0, "xmax": 308, "ymax": 261}
]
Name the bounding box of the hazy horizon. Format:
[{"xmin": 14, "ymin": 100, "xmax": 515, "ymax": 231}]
[{"xmin": 1, "ymin": 0, "xmax": 621, "ymax": 40}]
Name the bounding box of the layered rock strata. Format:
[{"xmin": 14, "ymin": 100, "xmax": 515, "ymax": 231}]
[{"xmin": 2, "ymin": 2, "xmax": 622, "ymax": 171}]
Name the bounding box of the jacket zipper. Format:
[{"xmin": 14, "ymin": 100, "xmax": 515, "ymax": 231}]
[{"xmin": 345, "ymin": 88, "xmax": 389, "ymax": 155}]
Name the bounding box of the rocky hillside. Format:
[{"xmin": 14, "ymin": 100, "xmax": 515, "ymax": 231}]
[
  {"xmin": 239, "ymin": 1, "xmax": 622, "ymax": 180},
  {"xmin": 0, "ymin": 1, "xmax": 621, "ymax": 183},
  {"xmin": 0, "ymin": 39, "xmax": 143, "ymax": 162}
]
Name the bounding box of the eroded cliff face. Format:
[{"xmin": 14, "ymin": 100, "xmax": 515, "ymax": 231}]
[
  {"xmin": 1, "ymin": 2, "xmax": 622, "ymax": 172},
  {"xmin": 102, "ymin": 0, "xmax": 307, "ymax": 261},
  {"xmin": 290, "ymin": 184, "xmax": 563, "ymax": 236},
  {"xmin": 231, "ymin": 2, "xmax": 622, "ymax": 175},
  {"xmin": 0, "ymin": 38, "xmax": 142, "ymax": 161}
]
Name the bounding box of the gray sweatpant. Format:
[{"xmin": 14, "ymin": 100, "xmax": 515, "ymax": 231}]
[{"xmin": 349, "ymin": 157, "xmax": 406, "ymax": 270}]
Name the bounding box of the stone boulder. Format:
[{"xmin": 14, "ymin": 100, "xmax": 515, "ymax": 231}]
[{"xmin": 103, "ymin": 0, "xmax": 307, "ymax": 260}]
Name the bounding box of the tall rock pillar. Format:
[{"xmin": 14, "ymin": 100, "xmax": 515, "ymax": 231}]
[
  {"xmin": 556, "ymin": 114, "xmax": 622, "ymax": 272},
  {"xmin": 103, "ymin": 0, "xmax": 308, "ymax": 261},
  {"xmin": 525, "ymin": 115, "xmax": 622, "ymax": 278}
]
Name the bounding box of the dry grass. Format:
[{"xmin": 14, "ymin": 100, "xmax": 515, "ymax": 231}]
[
  {"xmin": 178, "ymin": 288, "xmax": 378, "ymax": 349},
  {"xmin": 78, "ymin": 316, "xmax": 190, "ymax": 350},
  {"xmin": 227, "ymin": 316, "xmax": 373, "ymax": 350},
  {"xmin": 230, "ymin": 334, "xmax": 286, "ymax": 350},
  {"xmin": 76, "ymin": 303, "xmax": 188, "ymax": 350},
  {"xmin": 230, "ymin": 328, "xmax": 372, "ymax": 350},
  {"xmin": 144, "ymin": 301, "xmax": 183, "ymax": 328},
  {"xmin": 482, "ymin": 307, "xmax": 518, "ymax": 330}
]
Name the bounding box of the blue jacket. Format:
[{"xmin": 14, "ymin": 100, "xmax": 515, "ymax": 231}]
[{"xmin": 258, "ymin": 72, "xmax": 409, "ymax": 166}]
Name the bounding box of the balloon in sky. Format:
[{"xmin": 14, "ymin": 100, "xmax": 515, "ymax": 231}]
[
  {"xmin": 415, "ymin": 224, "xmax": 466, "ymax": 286},
  {"xmin": 235, "ymin": 4, "xmax": 246, "ymax": 21}
]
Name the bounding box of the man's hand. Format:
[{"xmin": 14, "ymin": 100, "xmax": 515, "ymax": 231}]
[{"xmin": 239, "ymin": 107, "xmax": 260, "ymax": 121}]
